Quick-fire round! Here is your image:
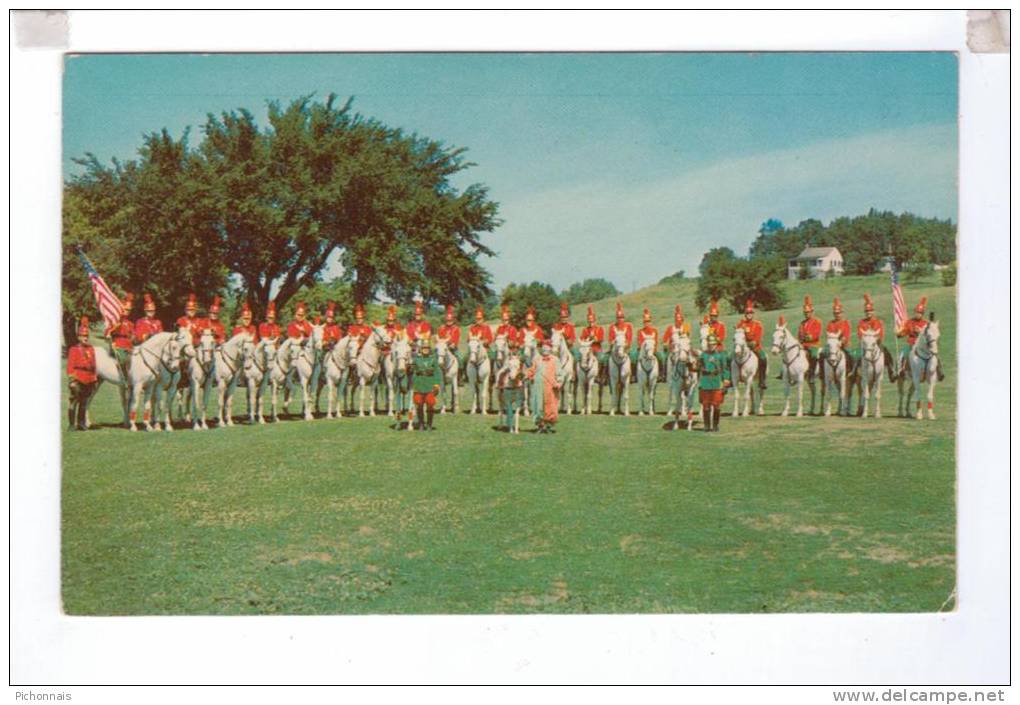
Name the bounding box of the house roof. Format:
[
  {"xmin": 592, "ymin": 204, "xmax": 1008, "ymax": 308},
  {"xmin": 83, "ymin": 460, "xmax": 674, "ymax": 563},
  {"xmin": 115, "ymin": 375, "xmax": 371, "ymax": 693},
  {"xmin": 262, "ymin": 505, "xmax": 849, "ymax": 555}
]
[{"xmin": 794, "ymin": 246, "xmax": 840, "ymax": 260}]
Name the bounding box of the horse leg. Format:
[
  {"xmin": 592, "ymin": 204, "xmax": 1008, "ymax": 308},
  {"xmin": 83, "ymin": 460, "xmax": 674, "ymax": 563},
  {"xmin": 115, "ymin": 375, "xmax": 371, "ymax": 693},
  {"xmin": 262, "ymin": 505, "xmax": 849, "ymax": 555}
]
[
  {"xmin": 926, "ymin": 376, "xmax": 936, "ymax": 420},
  {"xmin": 874, "ymin": 376, "xmax": 882, "ymax": 418}
]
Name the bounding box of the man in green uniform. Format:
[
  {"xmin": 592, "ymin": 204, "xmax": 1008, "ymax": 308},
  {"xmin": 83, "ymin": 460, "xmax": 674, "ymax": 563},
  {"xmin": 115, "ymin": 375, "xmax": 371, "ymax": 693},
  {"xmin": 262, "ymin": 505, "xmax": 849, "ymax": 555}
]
[
  {"xmin": 410, "ymin": 335, "xmax": 442, "ymax": 431},
  {"xmin": 698, "ymin": 333, "xmax": 731, "ymax": 432}
]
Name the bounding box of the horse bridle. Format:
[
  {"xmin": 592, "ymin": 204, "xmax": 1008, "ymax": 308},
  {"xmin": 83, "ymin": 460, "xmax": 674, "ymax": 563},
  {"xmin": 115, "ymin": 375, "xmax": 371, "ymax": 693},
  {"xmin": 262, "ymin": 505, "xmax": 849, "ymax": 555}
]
[
  {"xmin": 776, "ymin": 330, "xmax": 806, "ymax": 373},
  {"xmin": 136, "ymin": 337, "xmax": 180, "ymax": 379},
  {"xmin": 914, "ymin": 326, "xmax": 938, "ymax": 364}
]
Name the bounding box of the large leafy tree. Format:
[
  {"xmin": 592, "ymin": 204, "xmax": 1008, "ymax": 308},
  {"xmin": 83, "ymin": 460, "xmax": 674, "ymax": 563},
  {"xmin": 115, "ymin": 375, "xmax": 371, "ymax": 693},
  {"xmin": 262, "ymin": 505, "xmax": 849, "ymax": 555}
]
[
  {"xmin": 64, "ymin": 94, "xmax": 501, "ymax": 326},
  {"xmin": 695, "ymin": 249, "xmax": 785, "ymax": 313},
  {"xmin": 500, "ymin": 281, "xmax": 561, "ymax": 329},
  {"xmin": 561, "ymin": 277, "xmax": 620, "ymax": 305}
]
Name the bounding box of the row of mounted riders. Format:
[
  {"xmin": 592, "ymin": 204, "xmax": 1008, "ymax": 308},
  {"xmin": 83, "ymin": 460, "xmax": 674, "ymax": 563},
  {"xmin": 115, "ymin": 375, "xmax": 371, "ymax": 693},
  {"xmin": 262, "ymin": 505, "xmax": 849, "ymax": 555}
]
[{"xmin": 65, "ymin": 293, "xmax": 945, "ymax": 432}]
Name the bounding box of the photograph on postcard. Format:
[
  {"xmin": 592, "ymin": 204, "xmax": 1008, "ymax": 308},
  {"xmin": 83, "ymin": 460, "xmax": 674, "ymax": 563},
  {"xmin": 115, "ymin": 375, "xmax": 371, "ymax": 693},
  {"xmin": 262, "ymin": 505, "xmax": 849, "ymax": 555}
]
[{"xmin": 61, "ymin": 52, "xmax": 957, "ymax": 615}]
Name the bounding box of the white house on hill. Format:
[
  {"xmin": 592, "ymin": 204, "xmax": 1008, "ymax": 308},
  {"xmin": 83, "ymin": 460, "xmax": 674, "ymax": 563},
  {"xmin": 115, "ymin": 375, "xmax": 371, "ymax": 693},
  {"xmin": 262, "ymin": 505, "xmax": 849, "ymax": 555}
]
[{"xmin": 787, "ymin": 246, "xmax": 845, "ymax": 280}]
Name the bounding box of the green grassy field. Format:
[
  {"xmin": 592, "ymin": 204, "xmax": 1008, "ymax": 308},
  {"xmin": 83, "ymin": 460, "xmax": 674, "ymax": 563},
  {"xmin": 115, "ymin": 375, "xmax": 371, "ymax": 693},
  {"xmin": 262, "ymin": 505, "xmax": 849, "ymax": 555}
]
[{"xmin": 62, "ymin": 274, "xmax": 956, "ymax": 614}]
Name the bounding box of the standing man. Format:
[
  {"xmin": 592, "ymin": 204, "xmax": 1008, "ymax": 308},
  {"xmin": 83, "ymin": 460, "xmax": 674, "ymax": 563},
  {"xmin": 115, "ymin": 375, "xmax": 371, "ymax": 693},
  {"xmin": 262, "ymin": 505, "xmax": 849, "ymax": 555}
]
[
  {"xmin": 518, "ymin": 306, "xmax": 545, "ymax": 346},
  {"xmin": 67, "ymin": 316, "xmax": 99, "ymax": 431},
  {"xmin": 409, "ymin": 335, "xmax": 442, "ymax": 431},
  {"xmin": 106, "ymin": 292, "xmax": 135, "ymax": 380},
  {"xmin": 259, "ymin": 300, "xmax": 281, "ymax": 343},
  {"xmin": 796, "ymin": 295, "xmax": 822, "ymax": 381},
  {"xmin": 735, "ymin": 299, "xmax": 768, "ymax": 391},
  {"xmin": 897, "ymin": 296, "xmax": 944, "ymax": 381},
  {"xmin": 706, "ymin": 299, "xmax": 726, "ymax": 348},
  {"xmin": 233, "ymin": 302, "xmax": 258, "ymax": 340},
  {"xmin": 206, "ymin": 296, "xmax": 226, "ymax": 345},
  {"xmin": 550, "ymin": 302, "xmax": 576, "ymax": 357},
  {"xmin": 134, "ymin": 293, "xmax": 164, "ymax": 344},
  {"xmin": 698, "ymin": 333, "xmax": 731, "ymax": 432},
  {"xmin": 494, "ymin": 304, "xmax": 517, "ymax": 347},
  {"xmin": 857, "ymin": 294, "xmax": 894, "ymax": 380},
  {"xmin": 608, "ymin": 303, "xmax": 634, "ymax": 378},
  {"xmin": 406, "ymin": 300, "xmax": 432, "ymax": 346},
  {"xmin": 578, "ymin": 305, "xmax": 607, "ymax": 368},
  {"xmin": 526, "ymin": 338, "xmax": 565, "ymax": 434}
]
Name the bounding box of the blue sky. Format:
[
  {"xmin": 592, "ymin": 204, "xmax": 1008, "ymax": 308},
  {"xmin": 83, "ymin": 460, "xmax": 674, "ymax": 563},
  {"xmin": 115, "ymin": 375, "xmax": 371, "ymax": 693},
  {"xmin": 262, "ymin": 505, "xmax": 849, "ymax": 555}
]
[{"xmin": 64, "ymin": 52, "xmax": 958, "ymax": 292}]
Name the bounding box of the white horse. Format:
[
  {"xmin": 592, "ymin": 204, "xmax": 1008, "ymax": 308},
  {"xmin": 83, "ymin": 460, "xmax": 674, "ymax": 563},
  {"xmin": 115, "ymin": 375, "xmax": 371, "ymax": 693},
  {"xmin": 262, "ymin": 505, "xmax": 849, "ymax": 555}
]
[
  {"xmin": 262, "ymin": 338, "xmax": 298, "ymax": 423},
  {"xmin": 573, "ymin": 337, "xmax": 600, "ymax": 416},
  {"xmin": 856, "ymin": 329, "xmax": 885, "ymax": 418},
  {"xmin": 92, "ymin": 347, "xmax": 132, "ymax": 427},
  {"xmin": 182, "ymin": 328, "xmax": 217, "ymax": 430},
  {"xmin": 519, "ymin": 331, "xmax": 539, "ymax": 411},
  {"xmin": 356, "ymin": 325, "xmax": 392, "ymax": 417},
  {"xmin": 211, "ymin": 331, "xmax": 254, "ymax": 427},
  {"xmin": 241, "ymin": 337, "xmax": 276, "ymax": 424},
  {"xmin": 607, "ymin": 330, "xmax": 631, "ymax": 416},
  {"xmin": 635, "ymin": 336, "xmax": 659, "ymax": 416},
  {"xmin": 320, "ymin": 335, "xmax": 357, "ymax": 419},
  {"xmin": 488, "ymin": 333, "xmax": 510, "ymax": 414},
  {"xmin": 387, "ymin": 335, "xmax": 413, "ymax": 424},
  {"xmin": 770, "ymin": 321, "xmax": 812, "ymax": 418},
  {"xmin": 821, "ymin": 332, "xmax": 849, "ymax": 417},
  {"xmin": 898, "ymin": 319, "xmax": 941, "ymax": 420},
  {"xmin": 730, "ymin": 328, "xmax": 762, "ymax": 417},
  {"xmin": 465, "ymin": 335, "xmax": 492, "ymax": 415},
  {"xmin": 434, "ymin": 336, "xmax": 460, "ymax": 414},
  {"xmin": 666, "ymin": 332, "xmax": 699, "ymax": 429},
  {"xmin": 121, "ymin": 330, "xmax": 188, "ymax": 431},
  {"xmin": 286, "ymin": 329, "xmax": 322, "ymax": 421},
  {"xmin": 550, "ymin": 329, "xmax": 576, "ymax": 414}
]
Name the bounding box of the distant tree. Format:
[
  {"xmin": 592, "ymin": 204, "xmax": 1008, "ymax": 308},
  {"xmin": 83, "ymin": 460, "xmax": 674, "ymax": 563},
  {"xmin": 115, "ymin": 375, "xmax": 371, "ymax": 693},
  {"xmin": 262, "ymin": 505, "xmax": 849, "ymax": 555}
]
[
  {"xmin": 500, "ymin": 281, "xmax": 560, "ymax": 329},
  {"xmin": 696, "ymin": 249, "xmax": 786, "ymax": 312},
  {"xmin": 657, "ymin": 270, "xmax": 686, "ymax": 285},
  {"xmin": 698, "ymin": 247, "xmax": 737, "ymax": 278},
  {"xmin": 561, "ymin": 277, "xmax": 621, "ymax": 305}
]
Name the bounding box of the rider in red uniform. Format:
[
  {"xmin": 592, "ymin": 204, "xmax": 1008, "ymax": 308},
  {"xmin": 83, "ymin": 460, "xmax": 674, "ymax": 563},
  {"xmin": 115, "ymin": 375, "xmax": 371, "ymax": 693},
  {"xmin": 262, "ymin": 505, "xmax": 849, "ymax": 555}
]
[
  {"xmin": 662, "ymin": 304, "xmax": 691, "ymax": 347},
  {"xmin": 857, "ymin": 294, "xmax": 894, "ymax": 381},
  {"xmin": 287, "ymin": 301, "xmax": 314, "ymax": 341},
  {"xmin": 823, "ymin": 297, "xmax": 853, "ymax": 373},
  {"xmin": 258, "ymin": 300, "xmax": 282, "ymax": 343},
  {"xmin": 494, "ymin": 304, "xmax": 517, "ymax": 346},
  {"xmin": 405, "ymin": 300, "xmax": 432, "ymax": 345},
  {"xmin": 321, "ymin": 302, "xmax": 342, "ymax": 350},
  {"xmin": 607, "ymin": 302, "xmax": 634, "ymax": 379},
  {"xmin": 735, "ymin": 299, "xmax": 767, "ymax": 390},
  {"xmin": 517, "ymin": 306, "xmax": 545, "ymax": 346},
  {"xmin": 106, "ymin": 292, "xmax": 135, "ymax": 378},
  {"xmin": 232, "ymin": 302, "xmax": 259, "ymax": 341},
  {"xmin": 347, "ymin": 304, "xmax": 373, "ymax": 350},
  {"xmin": 176, "ymin": 293, "xmax": 206, "ymax": 345},
  {"xmin": 134, "ymin": 293, "xmax": 164, "ymax": 344},
  {"xmin": 796, "ymin": 295, "xmax": 822, "ymax": 380},
  {"xmin": 897, "ymin": 296, "xmax": 943, "ymax": 381},
  {"xmin": 550, "ymin": 302, "xmax": 576, "ymax": 358},
  {"xmin": 578, "ymin": 305, "xmax": 606, "ymax": 363},
  {"xmin": 67, "ymin": 316, "xmax": 98, "ymax": 431},
  {"xmin": 706, "ymin": 299, "xmax": 726, "ymax": 348},
  {"xmin": 206, "ymin": 296, "xmax": 226, "ymax": 345},
  {"xmin": 436, "ymin": 304, "xmax": 462, "ymax": 368}
]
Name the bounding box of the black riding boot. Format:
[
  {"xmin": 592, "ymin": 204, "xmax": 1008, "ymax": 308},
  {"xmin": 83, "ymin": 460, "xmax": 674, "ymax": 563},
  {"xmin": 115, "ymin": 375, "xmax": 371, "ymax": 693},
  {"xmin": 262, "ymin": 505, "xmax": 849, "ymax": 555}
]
[
  {"xmin": 68, "ymin": 401, "xmax": 78, "ymax": 430},
  {"xmin": 712, "ymin": 406, "xmax": 720, "ymax": 432},
  {"xmin": 427, "ymin": 407, "xmax": 435, "ymax": 430},
  {"xmin": 936, "ymin": 358, "xmax": 945, "ymax": 381},
  {"xmin": 415, "ymin": 404, "xmax": 425, "ymax": 430},
  {"xmin": 758, "ymin": 356, "xmax": 768, "ymax": 390},
  {"xmin": 702, "ymin": 408, "xmax": 711, "ymax": 432},
  {"xmin": 883, "ymin": 347, "xmax": 896, "ymax": 382},
  {"xmin": 76, "ymin": 397, "xmax": 89, "ymax": 430}
]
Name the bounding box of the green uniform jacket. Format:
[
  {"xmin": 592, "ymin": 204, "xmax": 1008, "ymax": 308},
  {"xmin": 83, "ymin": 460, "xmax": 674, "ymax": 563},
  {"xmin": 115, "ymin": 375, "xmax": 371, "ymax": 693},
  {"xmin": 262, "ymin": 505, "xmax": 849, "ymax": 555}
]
[
  {"xmin": 699, "ymin": 350, "xmax": 731, "ymax": 391},
  {"xmin": 411, "ymin": 352, "xmax": 442, "ymax": 393}
]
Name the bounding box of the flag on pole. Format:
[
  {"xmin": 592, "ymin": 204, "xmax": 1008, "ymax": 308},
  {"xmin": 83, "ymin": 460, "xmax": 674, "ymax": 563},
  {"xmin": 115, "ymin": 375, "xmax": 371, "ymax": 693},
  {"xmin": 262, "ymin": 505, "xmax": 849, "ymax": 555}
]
[
  {"xmin": 77, "ymin": 247, "xmax": 123, "ymax": 330},
  {"xmin": 891, "ymin": 264, "xmax": 907, "ymax": 331}
]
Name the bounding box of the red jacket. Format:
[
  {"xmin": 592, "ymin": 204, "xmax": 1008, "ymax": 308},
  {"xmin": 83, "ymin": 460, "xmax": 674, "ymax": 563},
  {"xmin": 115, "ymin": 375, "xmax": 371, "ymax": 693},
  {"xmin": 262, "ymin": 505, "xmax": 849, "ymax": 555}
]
[
  {"xmin": 437, "ymin": 323, "xmax": 461, "ymax": 346},
  {"xmin": 798, "ymin": 317, "xmax": 822, "ymax": 348},
  {"xmin": 347, "ymin": 322, "xmax": 372, "ymax": 342},
  {"xmin": 736, "ymin": 319, "xmax": 764, "ymax": 350},
  {"xmin": 826, "ymin": 319, "xmax": 851, "ymax": 347},
  {"xmin": 517, "ymin": 323, "xmax": 545, "ymax": 345},
  {"xmin": 857, "ymin": 317, "xmax": 885, "ymax": 343},
  {"xmin": 233, "ymin": 323, "xmax": 259, "ymax": 342},
  {"xmin": 662, "ymin": 321, "xmax": 691, "ymax": 347},
  {"xmin": 494, "ymin": 323, "xmax": 517, "ymax": 342},
  {"xmin": 636, "ymin": 324, "xmax": 659, "ymax": 348},
  {"xmin": 258, "ymin": 321, "xmax": 281, "ymax": 342},
  {"xmin": 707, "ymin": 320, "xmax": 726, "ymax": 346},
  {"xmin": 287, "ymin": 319, "xmax": 314, "ymax": 340},
  {"xmin": 207, "ymin": 319, "xmax": 226, "ymax": 344},
  {"xmin": 406, "ymin": 320, "xmax": 432, "ymax": 341},
  {"xmin": 134, "ymin": 317, "xmax": 164, "ymax": 344},
  {"xmin": 67, "ymin": 344, "xmax": 97, "ymax": 384},
  {"xmin": 899, "ymin": 317, "xmax": 928, "ymax": 347},
  {"xmin": 322, "ymin": 322, "xmax": 343, "ymax": 346},
  {"xmin": 468, "ymin": 323, "xmax": 493, "ymax": 345},
  {"xmin": 107, "ymin": 318, "xmax": 135, "ymax": 350},
  {"xmin": 177, "ymin": 315, "xmax": 207, "ymax": 344},
  {"xmin": 579, "ymin": 324, "xmax": 605, "ymax": 352}
]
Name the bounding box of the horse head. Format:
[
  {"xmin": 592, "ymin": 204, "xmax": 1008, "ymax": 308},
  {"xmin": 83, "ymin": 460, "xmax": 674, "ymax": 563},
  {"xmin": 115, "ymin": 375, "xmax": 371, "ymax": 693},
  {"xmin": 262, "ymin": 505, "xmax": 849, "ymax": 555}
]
[
  {"xmin": 921, "ymin": 321, "xmax": 940, "ymax": 355},
  {"xmin": 733, "ymin": 328, "xmax": 748, "ymax": 354},
  {"xmin": 640, "ymin": 335, "xmax": 656, "ymax": 359},
  {"xmin": 770, "ymin": 323, "xmax": 790, "ymax": 356},
  {"xmin": 860, "ymin": 329, "xmax": 880, "ymax": 352},
  {"xmin": 392, "ymin": 336, "xmax": 411, "ymax": 373},
  {"xmin": 197, "ymin": 328, "xmax": 216, "ymax": 365},
  {"xmin": 824, "ymin": 331, "xmax": 842, "ymax": 355},
  {"xmin": 611, "ymin": 330, "xmax": 628, "ymax": 360}
]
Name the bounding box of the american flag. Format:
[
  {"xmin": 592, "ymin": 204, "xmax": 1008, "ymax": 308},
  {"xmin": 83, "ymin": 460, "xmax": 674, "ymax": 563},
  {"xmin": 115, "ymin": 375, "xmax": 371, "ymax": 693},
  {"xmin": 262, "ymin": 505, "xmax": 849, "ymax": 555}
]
[
  {"xmin": 77, "ymin": 248, "xmax": 123, "ymax": 330},
  {"xmin": 891, "ymin": 264, "xmax": 907, "ymax": 331}
]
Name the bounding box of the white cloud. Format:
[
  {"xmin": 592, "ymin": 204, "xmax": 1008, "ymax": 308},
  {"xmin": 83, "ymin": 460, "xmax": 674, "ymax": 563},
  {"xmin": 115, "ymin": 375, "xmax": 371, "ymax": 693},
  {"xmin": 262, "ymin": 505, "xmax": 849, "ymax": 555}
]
[{"xmin": 488, "ymin": 122, "xmax": 957, "ymax": 291}]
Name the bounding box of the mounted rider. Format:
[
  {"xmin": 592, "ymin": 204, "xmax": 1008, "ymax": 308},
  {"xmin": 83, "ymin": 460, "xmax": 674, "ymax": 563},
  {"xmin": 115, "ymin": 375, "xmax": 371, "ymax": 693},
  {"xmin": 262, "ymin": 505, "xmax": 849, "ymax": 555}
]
[
  {"xmin": 795, "ymin": 295, "xmax": 822, "ymax": 380},
  {"xmin": 382, "ymin": 304, "xmax": 403, "ymax": 353},
  {"xmin": 67, "ymin": 315, "xmax": 98, "ymax": 431},
  {"xmin": 698, "ymin": 332, "xmax": 731, "ymax": 432},
  {"xmin": 468, "ymin": 305, "xmax": 495, "ymax": 364},
  {"xmin": 406, "ymin": 300, "xmax": 432, "ymax": 348},
  {"xmin": 608, "ymin": 302, "xmax": 634, "ymax": 375},
  {"xmin": 495, "ymin": 304, "xmax": 518, "ymax": 348},
  {"xmin": 735, "ymin": 299, "xmax": 768, "ymax": 391},
  {"xmin": 232, "ymin": 301, "xmax": 258, "ymax": 340},
  {"xmin": 347, "ymin": 304, "xmax": 373, "ymax": 351},
  {"xmin": 134, "ymin": 293, "xmax": 164, "ymax": 344},
  {"xmin": 518, "ymin": 306, "xmax": 545, "ymax": 348},
  {"xmin": 206, "ymin": 296, "xmax": 227, "ymax": 345},
  {"xmin": 436, "ymin": 304, "xmax": 463, "ymax": 368},
  {"xmin": 857, "ymin": 294, "xmax": 895, "ymax": 381},
  {"xmin": 578, "ymin": 305, "xmax": 607, "ymax": 369},
  {"xmin": 550, "ymin": 302, "xmax": 577, "ymax": 359},
  {"xmin": 706, "ymin": 299, "xmax": 726, "ymax": 348},
  {"xmin": 897, "ymin": 296, "xmax": 944, "ymax": 381},
  {"xmin": 662, "ymin": 304, "xmax": 691, "ymax": 349},
  {"xmin": 286, "ymin": 301, "xmax": 314, "ymax": 342},
  {"xmin": 258, "ymin": 300, "xmax": 282, "ymax": 343},
  {"xmin": 106, "ymin": 292, "xmax": 135, "ymax": 379},
  {"xmin": 176, "ymin": 293, "xmax": 205, "ymax": 344},
  {"xmin": 321, "ymin": 301, "xmax": 342, "ymax": 351},
  {"xmin": 822, "ymin": 297, "xmax": 853, "ymax": 373},
  {"xmin": 410, "ymin": 335, "xmax": 442, "ymax": 431},
  {"xmin": 636, "ymin": 307, "xmax": 665, "ymax": 379}
]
